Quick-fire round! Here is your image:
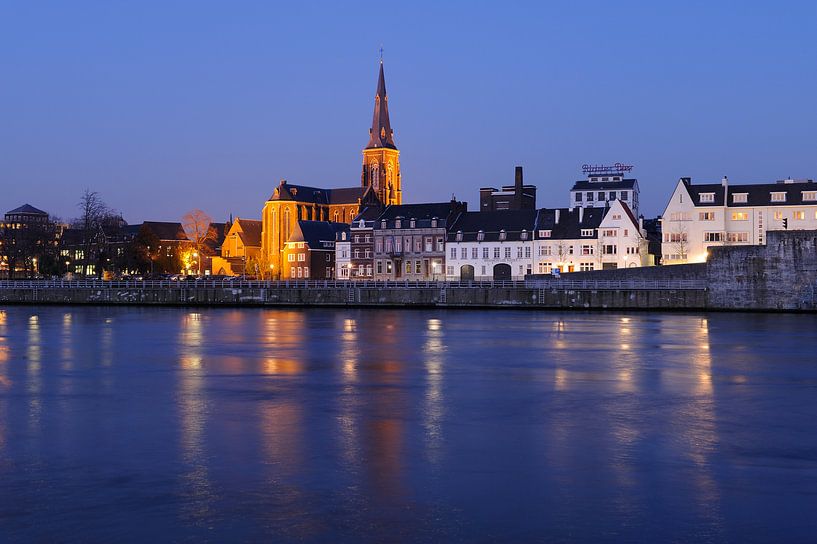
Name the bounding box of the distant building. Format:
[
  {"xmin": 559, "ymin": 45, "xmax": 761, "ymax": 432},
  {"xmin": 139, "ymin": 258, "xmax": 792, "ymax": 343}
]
[
  {"xmin": 569, "ymin": 167, "xmax": 640, "ymax": 216},
  {"xmin": 282, "ymin": 220, "xmax": 348, "ymax": 279},
  {"xmin": 372, "ymin": 200, "xmax": 467, "ymax": 280},
  {"xmin": 661, "ymin": 176, "xmax": 817, "ymax": 264},
  {"xmin": 479, "ymin": 166, "xmax": 537, "ymax": 211},
  {"xmin": 211, "ymin": 218, "xmax": 262, "ymax": 276},
  {"xmin": 138, "ymin": 221, "xmax": 190, "ymax": 274},
  {"xmin": 0, "ymin": 204, "xmax": 58, "ymax": 278},
  {"xmin": 59, "ymin": 214, "xmax": 135, "ymax": 277}
]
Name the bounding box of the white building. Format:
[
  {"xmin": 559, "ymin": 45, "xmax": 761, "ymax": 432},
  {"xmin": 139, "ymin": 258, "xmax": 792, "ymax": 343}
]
[
  {"xmin": 569, "ymin": 166, "xmax": 640, "ymax": 216},
  {"xmin": 661, "ymin": 176, "xmax": 817, "ymax": 264},
  {"xmin": 533, "ymin": 200, "xmax": 646, "ymax": 274},
  {"xmin": 445, "ymin": 210, "xmax": 538, "ymax": 280},
  {"xmin": 335, "ymin": 225, "xmax": 351, "ymax": 279},
  {"xmin": 445, "ymin": 200, "xmax": 646, "ymax": 280}
]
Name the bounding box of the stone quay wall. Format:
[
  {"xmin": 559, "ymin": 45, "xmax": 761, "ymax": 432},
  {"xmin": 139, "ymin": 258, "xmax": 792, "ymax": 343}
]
[
  {"xmin": 2, "ymin": 231, "xmax": 816, "ymax": 311},
  {"xmin": 0, "ymin": 282, "xmax": 707, "ymax": 310}
]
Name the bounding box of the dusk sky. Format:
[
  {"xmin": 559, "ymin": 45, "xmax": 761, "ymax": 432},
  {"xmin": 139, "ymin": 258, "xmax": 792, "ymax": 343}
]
[{"xmin": 2, "ymin": 1, "xmax": 815, "ymax": 223}]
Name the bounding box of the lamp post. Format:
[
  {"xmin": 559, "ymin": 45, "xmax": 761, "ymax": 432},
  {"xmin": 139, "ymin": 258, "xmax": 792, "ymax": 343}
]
[{"xmin": 32, "ymin": 257, "xmax": 38, "ymax": 278}]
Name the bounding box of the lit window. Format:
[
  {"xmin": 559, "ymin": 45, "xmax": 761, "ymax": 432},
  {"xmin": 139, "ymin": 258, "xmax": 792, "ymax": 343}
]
[
  {"xmin": 774, "ymin": 211, "xmax": 783, "ymax": 220},
  {"xmin": 732, "ymin": 212, "xmax": 749, "ymax": 221},
  {"xmin": 699, "ymin": 212, "xmax": 715, "ymax": 221},
  {"xmin": 794, "ymin": 210, "xmax": 805, "ymax": 220}
]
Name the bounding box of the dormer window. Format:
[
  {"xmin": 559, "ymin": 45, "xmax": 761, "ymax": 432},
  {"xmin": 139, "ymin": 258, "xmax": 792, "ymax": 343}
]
[
  {"xmin": 699, "ymin": 192, "xmax": 715, "ymax": 203},
  {"xmin": 520, "ymin": 230, "xmax": 528, "ymax": 240},
  {"xmin": 456, "ymin": 230, "xmax": 463, "ymax": 241},
  {"xmin": 477, "ymin": 230, "xmax": 485, "ymax": 241},
  {"xmin": 395, "ymin": 219, "xmax": 402, "ymax": 228},
  {"xmin": 358, "ymin": 220, "xmax": 365, "ymax": 228},
  {"xmin": 581, "ymin": 229, "xmax": 594, "ymax": 237},
  {"xmin": 770, "ymin": 192, "xmax": 787, "ymax": 203},
  {"xmin": 341, "ymin": 232, "xmax": 347, "ymax": 241},
  {"xmin": 499, "ymin": 230, "xmax": 507, "ymax": 241},
  {"xmin": 431, "ymin": 218, "xmax": 438, "ymax": 228},
  {"xmin": 539, "ymin": 230, "xmax": 551, "ymax": 238},
  {"xmin": 381, "ymin": 220, "xmax": 387, "ymax": 228},
  {"xmin": 803, "ymin": 191, "xmax": 817, "ymax": 201},
  {"xmin": 733, "ymin": 193, "xmax": 748, "ymax": 204}
]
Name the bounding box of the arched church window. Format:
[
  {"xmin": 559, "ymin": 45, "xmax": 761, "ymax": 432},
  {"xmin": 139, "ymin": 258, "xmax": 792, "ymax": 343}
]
[{"xmin": 370, "ymin": 162, "xmax": 380, "ymax": 190}]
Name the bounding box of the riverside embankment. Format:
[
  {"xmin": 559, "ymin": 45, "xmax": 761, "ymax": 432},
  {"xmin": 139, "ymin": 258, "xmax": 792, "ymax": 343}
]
[
  {"xmin": 1, "ymin": 230, "xmax": 816, "ymax": 311},
  {"xmin": 0, "ymin": 278, "xmax": 707, "ymax": 310}
]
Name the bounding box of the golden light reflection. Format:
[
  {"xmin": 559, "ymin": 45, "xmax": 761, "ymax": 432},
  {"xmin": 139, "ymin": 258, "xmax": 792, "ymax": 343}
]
[
  {"xmin": 178, "ymin": 311, "xmax": 213, "ymax": 522},
  {"xmin": 263, "ymin": 358, "xmax": 302, "ymax": 375},
  {"xmin": 341, "ymin": 318, "xmax": 359, "ymax": 382},
  {"xmin": 554, "ymin": 368, "xmax": 569, "ymax": 391}
]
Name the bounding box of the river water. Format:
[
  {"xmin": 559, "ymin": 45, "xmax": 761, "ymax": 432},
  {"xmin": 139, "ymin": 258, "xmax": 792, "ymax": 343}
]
[{"xmin": 0, "ymin": 306, "xmax": 815, "ymax": 542}]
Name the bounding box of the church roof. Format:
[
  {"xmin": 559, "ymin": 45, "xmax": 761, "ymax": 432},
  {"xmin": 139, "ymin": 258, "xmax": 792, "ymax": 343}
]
[
  {"xmin": 268, "ymin": 181, "xmax": 363, "ymax": 206},
  {"xmin": 365, "ymin": 61, "xmax": 397, "ymax": 150}
]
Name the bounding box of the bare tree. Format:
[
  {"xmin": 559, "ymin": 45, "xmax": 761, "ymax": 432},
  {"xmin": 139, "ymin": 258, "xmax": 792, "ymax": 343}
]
[
  {"xmin": 668, "ymin": 221, "xmax": 689, "ymax": 262},
  {"xmin": 182, "ymin": 209, "xmax": 217, "ymax": 276},
  {"xmin": 75, "ymin": 190, "xmax": 109, "ymax": 276}
]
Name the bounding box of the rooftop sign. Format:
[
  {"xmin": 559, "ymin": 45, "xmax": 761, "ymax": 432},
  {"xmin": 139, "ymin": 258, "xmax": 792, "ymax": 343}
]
[{"xmin": 582, "ymin": 163, "xmax": 634, "ymax": 175}]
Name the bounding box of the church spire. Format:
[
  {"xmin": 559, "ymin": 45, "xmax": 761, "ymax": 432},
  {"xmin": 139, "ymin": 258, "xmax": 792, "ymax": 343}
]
[{"xmin": 365, "ymin": 59, "xmax": 396, "ymax": 150}]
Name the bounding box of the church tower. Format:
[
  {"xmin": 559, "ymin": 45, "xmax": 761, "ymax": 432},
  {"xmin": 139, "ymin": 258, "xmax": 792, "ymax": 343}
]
[{"xmin": 362, "ymin": 59, "xmax": 401, "ymax": 206}]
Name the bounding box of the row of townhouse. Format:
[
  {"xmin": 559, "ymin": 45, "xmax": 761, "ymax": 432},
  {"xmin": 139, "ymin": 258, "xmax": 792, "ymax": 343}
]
[
  {"xmin": 445, "ymin": 199, "xmax": 647, "ymax": 281},
  {"xmin": 661, "ymin": 176, "xmax": 817, "ymax": 264}
]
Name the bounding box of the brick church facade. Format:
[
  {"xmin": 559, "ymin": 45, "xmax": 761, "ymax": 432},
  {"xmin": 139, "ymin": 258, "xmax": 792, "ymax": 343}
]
[{"xmin": 261, "ymin": 59, "xmax": 402, "ymax": 278}]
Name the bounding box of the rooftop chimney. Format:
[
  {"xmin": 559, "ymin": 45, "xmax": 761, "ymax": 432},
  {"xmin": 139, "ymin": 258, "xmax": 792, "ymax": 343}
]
[
  {"xmin": 578, "ymin": 206, "xmax": 584, "ymax": 224},
  {"xmin": 555, "ymin": 209, "xmax": 560, "ymax": 225},
  {"xmin": 515, "ymin": 166, "xmax": 523, "ymax": 193},
  {"xmin": 721, "ymin": 176, "xmax": 729, "ymax": 187}
]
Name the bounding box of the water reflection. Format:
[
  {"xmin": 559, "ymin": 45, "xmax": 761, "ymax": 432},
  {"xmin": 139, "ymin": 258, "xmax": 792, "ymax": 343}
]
[
  {"xmin": 0, "ymin": 307, "xmax": 815, "ymax": 542},
  {"xmin": 177, "ymin": 311, "xmax": 214, "ymax": 523},
  {"xmin": 423, "ymin": 318, "xmax": 445, "ymax": 466}
]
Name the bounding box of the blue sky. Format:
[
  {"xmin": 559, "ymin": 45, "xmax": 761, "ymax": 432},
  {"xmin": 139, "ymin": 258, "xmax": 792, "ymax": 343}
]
[{"xmin": 1, "ymin": 0, "xmax": 815, "ymax": 222}]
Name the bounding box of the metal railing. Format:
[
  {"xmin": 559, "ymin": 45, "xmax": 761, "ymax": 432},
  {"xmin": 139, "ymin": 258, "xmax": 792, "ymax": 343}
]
[{"xmin": 0, "ymin": 278, "xmax": 707, "ymax": 291}]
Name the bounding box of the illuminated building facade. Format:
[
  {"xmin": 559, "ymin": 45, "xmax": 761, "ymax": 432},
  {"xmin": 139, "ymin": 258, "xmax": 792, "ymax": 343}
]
[
  {"xmin": 261, "ymin": 60, "xmax": 400, "ymax": 277},
  {"xmin": 211, "ymin": 218, "xmax": 262, "ymax": 276},
  {"xmin": 661, "ymin": 176, "xmax": 817, "ymax": 264}
]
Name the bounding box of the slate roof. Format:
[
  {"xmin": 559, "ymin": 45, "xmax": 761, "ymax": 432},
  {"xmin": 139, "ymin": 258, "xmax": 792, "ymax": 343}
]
[
  {"xmin": 6, "ymin": 203, "xmax": 48, "ymax": 216},
  {"xmin": 376, "ymin": 202, "xmax": 456, "ymax": 221},
  {"xmin": 290, "ymin": 221, "xmax": 348, "ymax": 249},
  {"xmin": 268, "ymin": 181, "xmax": 363, "ymax": 205},
  {"xmin": 571, "ymin": 179, "xmax": 637, "ymax": 191},
  {"xmin": 683, "ymin": 178, "xmax": 817, "ymax": 207},
  {"xmin": 141, "ymin": 221, "xmax": 189, "ymax": 242},
  {"xmin": 534, "ymin": 207, "xmax": 607, "ymax": 240},
  {"xmin": 365, "ymin": 61, "xmax": 397, "ymax": 150},
  {"xmin": 447, "ymin": 210, "xmax": 537, "ymax": 242}
]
